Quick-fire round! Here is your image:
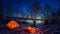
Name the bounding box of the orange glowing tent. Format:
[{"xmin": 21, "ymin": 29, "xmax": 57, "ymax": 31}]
[
  {"xmin": 6, "ymin": 20, "xmax": 20, "ymax": 29},
  {"xmin": 24, "ymin": 26, "xmax": 36, "ymax": 33},
  {"xmin": 22, "ymin": 26, "xmax": 41, "ymax": 34}
]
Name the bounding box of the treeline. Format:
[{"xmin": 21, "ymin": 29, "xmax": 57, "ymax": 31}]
[
  {"xmin": 28, "ymin": 2, "xmax": 60, "ymax": 25},
  {"xmin": 0, "ymin": 2, "xmax": 60, "ymax": 25}
]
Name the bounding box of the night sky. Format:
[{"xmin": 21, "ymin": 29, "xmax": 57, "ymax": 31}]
[{"xmin": 1, "ymin": 0, "xmax": 60, "ymax": 16}]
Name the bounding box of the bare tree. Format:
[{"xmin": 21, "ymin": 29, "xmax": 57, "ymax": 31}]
[
  {"xmin": 0, "ymin": 3, "xmax": 3, "ymax": 20},
  {"xmin": 51, "ymin": 6, "xmax": 60, "ymax": 25},
  {"xmin": 56, "ymin": 6, "xmax": 60, "ymax": 24},
  {"xmin": 57, "ymin": 6, "xmax": 60, "ymax": 17},
  {"xmin": 7, "ymin": 4, "xmax": 13, "ymax": 17},
  {"xmin": 29, "ymin": 2, "xmax": 41, "ymax": 27},
  {"xmin": 44, "ymin": 4, "xmax": 52, "ymax": 25}
]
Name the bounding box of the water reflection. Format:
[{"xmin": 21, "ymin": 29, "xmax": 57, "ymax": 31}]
[{"xmin": 25, "ymin": 20, "xmax": 45, "ymax": 26}]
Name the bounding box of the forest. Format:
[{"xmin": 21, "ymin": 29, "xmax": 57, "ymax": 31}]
[{"xmin": 0, "ymin": 2, "xmax": 60, "ymax": 25}]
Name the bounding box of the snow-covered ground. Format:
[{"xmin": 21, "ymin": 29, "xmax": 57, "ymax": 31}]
[{"xmin": 0, "ymin": 23, "xmax": 60, "ymax": 34}]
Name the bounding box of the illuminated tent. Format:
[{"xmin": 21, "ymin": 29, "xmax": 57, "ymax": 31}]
[
  {"xmin": 23, "ymin": 26, "xmax": 36, "ymax": 34},
  {"xmin": 6, "ymin": 20, "xmax": 20, "ymax": 29},
  {"xmin": 21, "ymin": 26, "xmax": 42, "ymax": 34},
  {"xmin": 26, "ymin": 26, "xmax": 36, "ymax": 33}
]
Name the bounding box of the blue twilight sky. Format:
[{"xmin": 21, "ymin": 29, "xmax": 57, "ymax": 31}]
[
  {"xmin": 2, "ymin": 0, "xmax": 60, "ymax": 8},
  {"xmin": 1, "ymin": 0, "xmax": 60, "ymax": 16}
]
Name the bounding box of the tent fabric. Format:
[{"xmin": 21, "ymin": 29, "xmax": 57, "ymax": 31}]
[{"xmin": 6, "ymin": 20, "xmax": 20, "ymax": 29}]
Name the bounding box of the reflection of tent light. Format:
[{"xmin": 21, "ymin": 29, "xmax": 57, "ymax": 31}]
[{"xmin": 6, "ymin": 20, "xmax": 20, "ymax": 29}]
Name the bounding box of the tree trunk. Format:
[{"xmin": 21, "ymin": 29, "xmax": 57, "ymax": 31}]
[{"xmin": 33, "ymin": 19, "xmax": 36, "ymax": 27}]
